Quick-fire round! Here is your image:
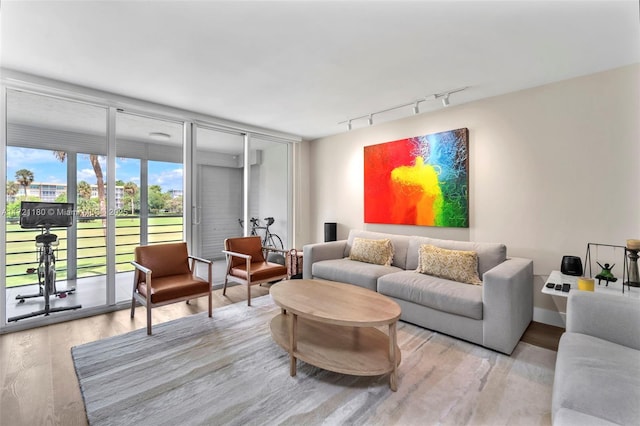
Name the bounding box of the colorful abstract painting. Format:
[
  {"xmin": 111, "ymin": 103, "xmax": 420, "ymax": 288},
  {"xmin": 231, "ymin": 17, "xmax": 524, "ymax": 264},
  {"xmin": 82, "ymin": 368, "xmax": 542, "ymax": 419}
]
[{"xmin": 364, "ymin": 128, "xmax": 469, "ymax": 227}]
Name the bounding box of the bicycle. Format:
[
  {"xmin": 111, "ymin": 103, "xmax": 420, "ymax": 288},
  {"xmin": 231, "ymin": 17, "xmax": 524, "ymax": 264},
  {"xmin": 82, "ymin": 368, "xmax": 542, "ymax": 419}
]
[
  {"xmin": 238, "ymin": 216, "xmax": 283, "ymax": 250},
  {"xmin": 9, "ymin": 202, "xmax": 82, "ymax": 322},
  {"xmin": 9, "ymin": 227, "xmax": 83, "ymax": 322}
]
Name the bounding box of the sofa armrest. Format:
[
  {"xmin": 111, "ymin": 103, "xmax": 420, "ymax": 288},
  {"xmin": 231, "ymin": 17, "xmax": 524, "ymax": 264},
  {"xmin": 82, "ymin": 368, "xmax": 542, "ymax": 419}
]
[
  {"xmin": 303, "ymin": 240, "xmax": 347, "ymax": 279},
  {"xmin": 567, "ymin": 291, "xmax": 640, "ymax": 350},
  {"xmin": 482, "ymin": 257, "xmax": 533, "ymax": 354}
]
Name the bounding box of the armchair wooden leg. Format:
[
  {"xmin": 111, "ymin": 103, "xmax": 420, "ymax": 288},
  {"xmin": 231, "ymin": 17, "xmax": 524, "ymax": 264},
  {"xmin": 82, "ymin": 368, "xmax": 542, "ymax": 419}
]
[
  {"xmin": 247, "ymin": 284, "xmax": 251, "ymax": 306},
  {"xmin": 146, "ymin": 305, "xmax": 152, "ymax": 335},
  {"xmin": 208, "ymin": 292, "xmax": 212, "ymax": 318},
  {"xmin": 222, "ymin": 277, "xmax": 228, "ymax": 296},
  {"xmin": 130, "ymin": 297, "xmax": 136, "ymax": 318}
]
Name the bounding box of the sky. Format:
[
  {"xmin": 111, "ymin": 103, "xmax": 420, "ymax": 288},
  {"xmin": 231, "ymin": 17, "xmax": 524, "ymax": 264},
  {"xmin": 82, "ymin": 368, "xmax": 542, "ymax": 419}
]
[{"xmin": 7, "ymin": 147, "xmax": 183, "ymax": 192}]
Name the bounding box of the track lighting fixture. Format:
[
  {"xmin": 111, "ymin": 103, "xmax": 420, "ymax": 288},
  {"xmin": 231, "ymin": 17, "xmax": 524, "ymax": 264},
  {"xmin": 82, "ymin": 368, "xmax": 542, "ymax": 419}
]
[{"xmin": 339, "ymin": 86, "xmax": 467, "ymax": 130}]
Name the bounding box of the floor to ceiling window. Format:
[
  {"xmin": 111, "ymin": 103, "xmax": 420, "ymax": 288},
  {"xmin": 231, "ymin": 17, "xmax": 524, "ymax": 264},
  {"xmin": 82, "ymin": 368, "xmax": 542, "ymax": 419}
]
[
  {"xmin": 193, "ymin": 126, "xmax": 245, "ymax": 262},
  {"xmin": 248, "ymin": 136, "xmax": 290, "ymax": 251},
  {"xmin": 4, "ymin": 89, "xmax": 110, "ymax": 324},
  {"xmin": 192, "ymin": 129, "xmax": 290, "ymax": 268},
  {"xmin": 115, "ymin": 111, "xmax": 184, "ymax": 303},
  {"xmin": 1, "ymin": 78, "xmax": 296, "ymax": 332}
]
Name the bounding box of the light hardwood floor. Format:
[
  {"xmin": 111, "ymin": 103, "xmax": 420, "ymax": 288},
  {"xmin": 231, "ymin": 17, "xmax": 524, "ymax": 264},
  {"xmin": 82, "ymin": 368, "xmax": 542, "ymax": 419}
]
[
  {"xmin": 1, "ymin": 284, "xmax": 272, "ymax": 426},
  {"xmin": 0, "ymin": 284, "xmax": 563, "ymax": 426}
]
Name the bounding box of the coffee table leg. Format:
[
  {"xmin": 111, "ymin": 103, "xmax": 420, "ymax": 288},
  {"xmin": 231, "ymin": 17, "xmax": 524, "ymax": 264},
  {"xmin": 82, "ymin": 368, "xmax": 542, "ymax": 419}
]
[
  {"xmin": 289, "ymin": 313, "xmax": 297, "ymax": 376},
  {"xmin": 389, "ymin": 321, "xmax": 398, "ymax": 392}
]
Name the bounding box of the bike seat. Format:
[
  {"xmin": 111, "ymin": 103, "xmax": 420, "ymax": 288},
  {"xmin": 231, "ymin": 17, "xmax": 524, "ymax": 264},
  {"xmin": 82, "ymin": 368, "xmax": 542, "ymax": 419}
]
[{"xmin": 36, "ymin": 233, "xmax": 59, "ymax": 246}]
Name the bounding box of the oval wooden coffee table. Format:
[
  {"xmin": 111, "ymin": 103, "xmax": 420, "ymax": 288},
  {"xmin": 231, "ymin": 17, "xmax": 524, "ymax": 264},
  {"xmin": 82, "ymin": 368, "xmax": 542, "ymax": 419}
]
[{"xmin": 269, "ymin": 279, "xmax": 402, "ymax": 391}]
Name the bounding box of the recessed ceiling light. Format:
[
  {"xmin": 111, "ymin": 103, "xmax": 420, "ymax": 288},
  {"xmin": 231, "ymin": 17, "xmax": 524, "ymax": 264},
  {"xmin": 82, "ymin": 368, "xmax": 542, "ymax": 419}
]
[{"xmin": 149, "ymin": 132, "xmax": 171, "ymax": 140}]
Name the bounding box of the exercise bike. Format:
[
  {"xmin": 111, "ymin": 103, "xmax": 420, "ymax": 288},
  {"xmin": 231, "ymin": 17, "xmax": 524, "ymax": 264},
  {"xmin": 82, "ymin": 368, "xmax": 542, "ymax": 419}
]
[{"xmin": 8, "ymin": 202, "xmax": 82, "ymax": 322}]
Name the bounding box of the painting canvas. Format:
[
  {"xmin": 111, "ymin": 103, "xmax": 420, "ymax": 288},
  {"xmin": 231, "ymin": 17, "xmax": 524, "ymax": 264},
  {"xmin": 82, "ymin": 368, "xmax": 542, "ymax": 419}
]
[{"xmin": 364, "ymin": 128, "xmax": 469, "ymax": 227}]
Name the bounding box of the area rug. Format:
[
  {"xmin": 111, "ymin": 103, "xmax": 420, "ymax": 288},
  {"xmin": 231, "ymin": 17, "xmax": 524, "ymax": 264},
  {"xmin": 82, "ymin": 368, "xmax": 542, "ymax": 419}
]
[{"xmin": 72, "ymin": 296, "xmax": 556, "ymax": 426}]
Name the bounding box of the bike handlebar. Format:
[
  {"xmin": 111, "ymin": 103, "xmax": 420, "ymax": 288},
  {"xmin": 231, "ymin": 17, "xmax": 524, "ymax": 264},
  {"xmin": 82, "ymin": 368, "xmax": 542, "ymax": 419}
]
[{"xmin": 238, "ymin": 217, "xmax": 276, "ymax": 228}]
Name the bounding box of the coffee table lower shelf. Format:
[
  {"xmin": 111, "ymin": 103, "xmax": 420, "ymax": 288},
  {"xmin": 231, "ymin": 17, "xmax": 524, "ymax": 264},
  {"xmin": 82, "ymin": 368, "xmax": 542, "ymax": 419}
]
[{"xmin": 270, "ymin": 312, "xmax": 401, "ymax": 388}]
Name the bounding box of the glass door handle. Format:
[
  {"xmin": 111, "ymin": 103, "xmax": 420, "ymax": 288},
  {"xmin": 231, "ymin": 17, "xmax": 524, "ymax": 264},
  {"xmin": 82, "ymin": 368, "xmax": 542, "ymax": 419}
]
[{"xmin": 192, "ymin": 206, "xmax": 201, "ymax": 225}]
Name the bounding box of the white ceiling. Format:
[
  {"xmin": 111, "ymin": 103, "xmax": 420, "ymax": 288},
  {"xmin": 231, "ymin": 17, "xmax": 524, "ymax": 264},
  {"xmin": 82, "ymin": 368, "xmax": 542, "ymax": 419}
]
[{"xmin": 1, "ymin": 0, "xmax": 639, "ymax": 140}]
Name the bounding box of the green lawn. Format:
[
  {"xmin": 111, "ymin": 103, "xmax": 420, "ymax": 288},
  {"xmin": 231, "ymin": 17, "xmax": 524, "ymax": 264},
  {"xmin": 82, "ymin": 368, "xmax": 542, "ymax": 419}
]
[{"xmin": 5, "ymin": 216, "xmax": 183, "ymax": 288}]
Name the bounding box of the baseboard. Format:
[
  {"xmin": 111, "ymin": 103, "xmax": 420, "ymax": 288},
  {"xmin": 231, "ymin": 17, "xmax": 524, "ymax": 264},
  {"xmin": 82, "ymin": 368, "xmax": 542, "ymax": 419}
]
[{"xmin": 533, "ymin": 307, "xmax": 566, "ymax": 328}]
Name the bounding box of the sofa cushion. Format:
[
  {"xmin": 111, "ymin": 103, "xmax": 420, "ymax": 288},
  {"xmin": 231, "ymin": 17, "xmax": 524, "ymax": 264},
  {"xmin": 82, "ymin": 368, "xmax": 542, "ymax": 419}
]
[
  {"xmin": 417, "ymin": 244, "xmax": 482, "ymax": 285},
  {"xmin": 553, "ymin": 332, "xmax": 640, "ymax": 426},
  {"xmin": 407, "ymin": 236, "xmax": 506, "ymax": 276},
  {"xmin": 377, "ymin": 271, "xmax": 483, "ymax": 320},
  {"xmin": 346, "ymin": 230, "xmax": 410, "ymax": 269},
  {"xmin": 312, "ymin": 258, "xmax": 402, "ymax": 291},
  {"xmin": 349, "ymin": 237, "xmax": 394, "ymax": 266}
]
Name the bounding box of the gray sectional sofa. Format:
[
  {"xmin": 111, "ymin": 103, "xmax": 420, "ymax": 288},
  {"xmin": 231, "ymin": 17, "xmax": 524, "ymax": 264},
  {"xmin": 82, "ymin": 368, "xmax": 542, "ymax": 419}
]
[
  {"xmin": 303, "ymin": 230, "xmax": 533, "ymax": 355},
  {"xmin": 552, "ymin": 291, "xmax": 640, "ymax": 425}
]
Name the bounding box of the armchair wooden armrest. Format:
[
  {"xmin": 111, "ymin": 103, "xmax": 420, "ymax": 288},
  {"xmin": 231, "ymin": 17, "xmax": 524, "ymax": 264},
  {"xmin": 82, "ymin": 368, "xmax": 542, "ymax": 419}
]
[
  {"xmin": 262, "ymin": 247, "xmax": 289, "ymax": 267},
  {"xmin": 188, "ymin": 255, "xmax": 212, "ymax": 265},
  {"xmin": 221, "ymin": 250, "xmax": 252, "ymax": 260},
  {"xmin": 263, "ymin": 246, "xmax": 289, "ymax": 256},
  {"xmin": 131, "ymin": 260, "xmax": 151, "ymax": 275},
  {"xmin": 187, "ymin": 255, "xmax": 212, "ymax": 286},
  {"xmin": 222, "ymin": 250, "xmax": 253, "ymax": 278}
]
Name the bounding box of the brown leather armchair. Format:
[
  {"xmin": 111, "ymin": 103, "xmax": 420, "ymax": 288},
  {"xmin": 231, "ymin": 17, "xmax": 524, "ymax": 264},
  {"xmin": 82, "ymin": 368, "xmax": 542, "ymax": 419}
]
[
  {"xmin": 131, "ymin": 242, "xmax": 212, "ymax": 335},
  {"xmin": 222, "ymin": 236, "xmax": 288, "ymax": 306}
]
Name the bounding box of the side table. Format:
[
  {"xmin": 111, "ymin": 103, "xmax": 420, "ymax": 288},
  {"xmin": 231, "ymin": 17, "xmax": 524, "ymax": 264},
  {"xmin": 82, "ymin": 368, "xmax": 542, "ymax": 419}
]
[{"xmin": 543, "ymin": 270, "xmax": 640, "ymax": 299}]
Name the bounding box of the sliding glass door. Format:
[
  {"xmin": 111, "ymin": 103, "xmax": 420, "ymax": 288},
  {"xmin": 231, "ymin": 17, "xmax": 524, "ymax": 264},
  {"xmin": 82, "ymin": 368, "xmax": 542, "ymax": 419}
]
[
  {"xmin": 192, "ymin": 128, "xmax": 291, "ymax": 287},
  {"xmin": 2, "ymin": 82, "xmax": 295, "ymax": 330},
  {"xmin": 248, "ymin": 136, "xmax": 290, "ymax": 252},
  {"xmin": 115, "ymin": 111, "xmax": 184, "ymax": 303},
  {"xmin": 3, "ymin": 90, "xmax": 188, "ymax": 323},
  {"xmin": 5, "ymin": 89, "xmax": 109, "ymax": 321}
]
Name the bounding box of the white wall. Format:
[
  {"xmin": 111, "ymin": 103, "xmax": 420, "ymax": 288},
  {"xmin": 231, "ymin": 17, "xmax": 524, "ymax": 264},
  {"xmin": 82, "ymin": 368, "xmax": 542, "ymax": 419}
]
[{"xmin": 301, "ymin": 64, "xmax": 640, "ymax": 323}]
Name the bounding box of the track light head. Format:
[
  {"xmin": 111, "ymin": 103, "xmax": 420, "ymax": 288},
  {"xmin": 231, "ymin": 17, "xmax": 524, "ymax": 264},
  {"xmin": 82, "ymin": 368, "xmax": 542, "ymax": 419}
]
[{"xmin": 338, "ymin": 87, "xmax": 466, "ymax": 130}]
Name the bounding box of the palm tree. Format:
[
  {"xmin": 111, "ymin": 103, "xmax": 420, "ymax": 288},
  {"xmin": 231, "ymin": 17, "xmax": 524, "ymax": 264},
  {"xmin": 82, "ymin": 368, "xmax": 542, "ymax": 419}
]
[
  {"xmin": 78, "ymin": 181, "xmax": 92, "ymax": 200},
  {"xmin": 6, "ymin": 181, "xmax": 20, "ymax": 199},
  {"xmin": 54, "ymin": 151, "xmax": 106, "ymax": 219},
  {"xmin": 15, "ymin": 169, "xmax": 34, "ymax": 197},
  {"xmin": 90, "ymin": 155, "xmax": 106, "ymax": 218},
  {"xmin": 123, "ymin": 181, "xmax": 138, "ymax": 215}
]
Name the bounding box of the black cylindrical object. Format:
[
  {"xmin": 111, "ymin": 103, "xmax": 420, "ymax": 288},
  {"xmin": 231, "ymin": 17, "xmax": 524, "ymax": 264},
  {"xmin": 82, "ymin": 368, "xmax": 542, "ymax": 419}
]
[
  {"xmin": 561, "ymin": 256, "xmax": 583, "ymax": 276},
  {"xmin": 324, "ymin": 222, "xmax": 337, "ymax": 242}
]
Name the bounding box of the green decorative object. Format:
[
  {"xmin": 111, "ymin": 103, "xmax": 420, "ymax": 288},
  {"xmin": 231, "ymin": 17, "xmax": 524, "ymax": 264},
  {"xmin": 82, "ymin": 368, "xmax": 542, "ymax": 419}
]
[{"xmin": 595, "ymin": 262, "xmax": 617, "ymax": 286}]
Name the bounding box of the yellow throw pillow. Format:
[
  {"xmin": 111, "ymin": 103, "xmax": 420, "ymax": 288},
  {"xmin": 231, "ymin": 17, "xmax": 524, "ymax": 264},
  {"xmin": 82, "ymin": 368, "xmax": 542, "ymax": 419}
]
[
  {"xmin": 417, "ymin": 244, "xmax": 482, "ymax": 285},
  {"xmin": 349, "ymin": 237, "xmax": 394, "ymax": 266}
]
